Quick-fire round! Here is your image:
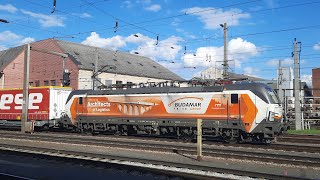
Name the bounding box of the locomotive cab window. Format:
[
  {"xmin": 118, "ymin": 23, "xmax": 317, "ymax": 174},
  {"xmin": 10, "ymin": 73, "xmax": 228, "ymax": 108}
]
[
  {"xmin": 79, "ymin": 97, "xmax": 83, "ymax": 105},
  {"xmin": 231, "ymin": 94, "xmax": 238, "ymax": 104}
]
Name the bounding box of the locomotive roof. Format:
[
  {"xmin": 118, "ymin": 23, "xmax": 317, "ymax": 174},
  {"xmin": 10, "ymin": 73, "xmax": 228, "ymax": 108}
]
[
  {"xmin": 55, "ymin": 40, "xmax": 185, "ymax": 81},
  {"xmin": 67, "ymin": 83, "xmax": 276, "ymax": 104}
]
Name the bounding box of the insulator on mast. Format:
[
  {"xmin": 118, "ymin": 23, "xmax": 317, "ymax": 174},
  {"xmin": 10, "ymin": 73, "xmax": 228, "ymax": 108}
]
[
  {"xmin": 156, "ymin": 35, "xmax": 159, "ymax": 45},
  {"xmin": 51, "ymin": 0, "xmax": 56, "ymax": 13},
  {"xmin": 114, "ymin": 19, "xmax": 118, "ymax": 33}
]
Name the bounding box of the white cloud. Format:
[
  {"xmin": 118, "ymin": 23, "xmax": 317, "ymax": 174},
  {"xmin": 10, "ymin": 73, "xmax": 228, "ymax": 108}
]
[
  {"xmin": 228, "ymin": 38, "xmax": 258, "ymax": 59},
  {"xmin": 184, "ymin": 46, "xmax": 222, "ymax": 67},
  {"xmin": 267, "ymin": 58, "xmax": 293, "ymax": 67},
  {"xmin": 81, "ymin": 32, "xmax": 182, "ymax": 60},
  {"xmin": 21, "ymin": 10, "xmax": 65, "ymax": 27},
  {"xmin": 0, "ymin": 45, "xmax": 7, "ymax": 51},
  {"xmin": 131, "ymin": 36, "xmax": 182, "ymax": 60},
  {"xmin": 301, "ymin": 74, "xmax": 312, "ymax": 86},
  {"xmin": 0, "ymin": 4, "xmax": 17, "ymax": 13},
  {"xmin": 122, "ymin": 1, "xmax": 133, "ymax": 8},
  {"xmin": 145, "ymin": 4, "xmax": 161, "ymax": 12},
  {"xmin": 19, "ymin": 37, "xmax": 35, "ymax": 45},
  {"xmin": 171, "ymin": 18, "xmax": 181, "ymax": 27},
  {"xmin": 126, "ymin": 33, "xmax": 153, "ymax": 44},
  {"xmin": 81, "ymin": 32, "xmax": 126, "ymax": 50},
  {"xmin": 243, "ymin": 67, "xmax": 260, "ymax": 76},
  {"xmin": 313, "ymin": 43, "xmax": 320, "ymax": 51},
  {"xmin": 183, "ymin": 7, "xmax": 250, "ymax": 29},
  {"xmin": 0, "ymin": 31, "xmax": 35, "ymax": 50},
  {"xmin": 183, "ymin": 38, "xmax": 258, "ymax": 68},
  {"xmin": 72, "ymin": 12, "xmax": 92, "ymax": 18},
  {"xmin": 0, "ymin": 31, "xmax": 21, "ymax": 42}
]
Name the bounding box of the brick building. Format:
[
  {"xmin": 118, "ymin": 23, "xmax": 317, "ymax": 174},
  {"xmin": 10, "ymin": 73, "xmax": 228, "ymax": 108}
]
[
  {"xmin": 312, "ymin": 68, "xmax": 320, "ymax": 97},
  {"xmin": 0, "ymin": 39, "xmax": 184, "ymax": 90}
]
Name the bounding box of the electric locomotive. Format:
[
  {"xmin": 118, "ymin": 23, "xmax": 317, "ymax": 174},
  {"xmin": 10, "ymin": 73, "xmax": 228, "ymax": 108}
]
[{"xmin": 61, "ymin": 83, "xmax": 283, "ymax": 143}]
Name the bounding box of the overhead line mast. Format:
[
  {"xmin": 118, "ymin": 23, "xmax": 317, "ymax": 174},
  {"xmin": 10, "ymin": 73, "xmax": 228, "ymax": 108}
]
[
  {"xmin": 293, "ymin": 38, "xmax": 302, "ymax": 130},
  {"xmin": 221, "ymin": 23, "xmax": 229, "ymax": 79}
]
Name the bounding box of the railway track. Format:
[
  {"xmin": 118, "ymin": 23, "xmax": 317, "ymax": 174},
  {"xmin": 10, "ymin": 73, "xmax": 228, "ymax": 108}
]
[
  {"xmin": 29, "ymin": 130, "xmax": 320, "ymax": 153},
  {"xmin": 0, "ymin": 143, "xmax": 313, "ymax": 180},
  {"xmin": 278, "ymin": 134, "xmax": 320, "ymax": 144},
  {"xmin": 3, "ymin": 129, "xmax": 320, "ymax": 153},
  {"xmin": 0, "ymin": 131, "xmax": 319, "ymax": 168}
]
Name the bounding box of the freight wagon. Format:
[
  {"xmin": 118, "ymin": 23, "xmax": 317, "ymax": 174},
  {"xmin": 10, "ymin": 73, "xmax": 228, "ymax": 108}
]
[{"xmin": 0, "ymin": 87, "xmax": 72, "ymax": 128}]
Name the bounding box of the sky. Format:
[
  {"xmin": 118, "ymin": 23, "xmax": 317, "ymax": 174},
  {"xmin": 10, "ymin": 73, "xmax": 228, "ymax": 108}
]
[{"xmin": 1, "ymin": 0, "xmax": 320, "ymax": 85}]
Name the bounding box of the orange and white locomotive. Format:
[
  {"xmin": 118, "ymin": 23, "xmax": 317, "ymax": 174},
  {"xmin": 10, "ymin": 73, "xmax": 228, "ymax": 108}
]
[{"xmin": 62, "ymin": 83, "xmax": 283, "ymax": 143}]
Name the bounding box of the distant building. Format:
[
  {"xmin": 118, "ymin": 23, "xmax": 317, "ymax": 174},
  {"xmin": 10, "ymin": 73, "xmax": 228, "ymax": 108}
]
[
  {"xmin": 312, "ymin": 68, "xmax": 320, "ymax": 98},
  {"xmin": 0, "ymin": 39, "xmax": 184, "ymax": 90},
  {"xmin": 278, "ymin": 67, "xmax": 294, "ymax": 97},
  {"xmin": 194, "ymin": 67, "xmax": 267, "ymax": 82},
  {"xmin": 277, "ymin": 67, "xmax": 294, "ymax": 103},
  {"xmin": 197, "ymin": 67, "xmax": 223, "ymax": 80}
]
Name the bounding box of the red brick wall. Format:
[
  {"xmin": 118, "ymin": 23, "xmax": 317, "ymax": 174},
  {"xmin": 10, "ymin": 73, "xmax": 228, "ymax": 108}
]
[
  {"xmin": 3, "ymin": 50, "xmax": 24, "ymax": 88},
  {"xmin": 312, "ymin": 68, "xmax": 320, "ymax": 98},
  {"xmin": 3, "ymin": 39, "xmax": 79, "ymax": 89}
]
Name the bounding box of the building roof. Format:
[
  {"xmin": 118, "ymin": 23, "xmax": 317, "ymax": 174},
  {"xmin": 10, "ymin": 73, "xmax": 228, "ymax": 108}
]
[
  {"xmin": 55, "ymin": 40, "xmax": 184, "ymax": 81},
  {"xmin": 228, "ymin": 72, "xmax": 266, "ymax": 81},
  {"xmin": 0, "ymin": 46, "xmax": 24, "ymax": 72}
]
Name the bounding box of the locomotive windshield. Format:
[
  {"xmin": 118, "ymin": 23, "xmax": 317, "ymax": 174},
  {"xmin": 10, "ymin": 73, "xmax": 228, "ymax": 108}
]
[{"xmin": 265, "ymin": 86, "xmax": 280, "ymax": 104}]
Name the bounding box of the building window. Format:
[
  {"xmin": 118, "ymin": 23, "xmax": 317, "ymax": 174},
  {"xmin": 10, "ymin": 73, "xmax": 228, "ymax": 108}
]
[
  {"xmin": 127, "ymin": 81, "xmax": 133, "ymax": 88},
  {"xmin": 51, "ymin": 80, "xmax": 56, "ymax": 86},
  {"xmin": 116, "ymin": 80, "xmax": 122, "ymax": 89},
  {"xmin": 35, "ymin": 80, "xmax": 40, "ymax": 87},
  {"xmin": 44, "ymin": 80, "xmax": 49, "ymax": 86},
  {"xmin": 29, "ymin": 82, "xmax": 33, "ymax": 87}
]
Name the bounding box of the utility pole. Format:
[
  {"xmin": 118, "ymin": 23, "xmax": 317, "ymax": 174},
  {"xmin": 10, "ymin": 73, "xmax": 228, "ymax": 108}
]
[
  {"xmin": 93, "ymin": 48, "xmax": 99, "ymax": 90},
  {"xmin": 21, "ymin": 44, "xmax": 30, "ymax": 133},
  {"xmin": 221, "ymin": 23, "xmax": 228, "ymax": 79},
  {"xmin": 278, "ymin": 60, "xmax": 283, "ymax": 104},
  {"xmin": 293, "ymin": 38, "xmax": 302, "ymax": 130}
]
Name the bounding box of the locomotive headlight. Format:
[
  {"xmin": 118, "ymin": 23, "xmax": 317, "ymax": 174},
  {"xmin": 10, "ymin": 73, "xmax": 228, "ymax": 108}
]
[
  {"xmin": 268, "ymin": 111, "xmax": 275, "ymax": 122},
  {"xmin": 274, "ymin": 113, "xmax": 282, "ymax": 121}
]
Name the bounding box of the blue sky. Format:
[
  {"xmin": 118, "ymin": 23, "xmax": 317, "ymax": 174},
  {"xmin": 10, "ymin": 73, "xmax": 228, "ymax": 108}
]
[{"xmin": 1, "ymin": 0, "xmax": 320, "ymax": 85}]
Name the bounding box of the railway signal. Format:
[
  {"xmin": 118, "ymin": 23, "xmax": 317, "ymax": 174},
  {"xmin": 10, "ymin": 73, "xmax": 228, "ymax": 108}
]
[{"xmin": 63, "ymin": 71, "xmax": 71, "ymax": 87}]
